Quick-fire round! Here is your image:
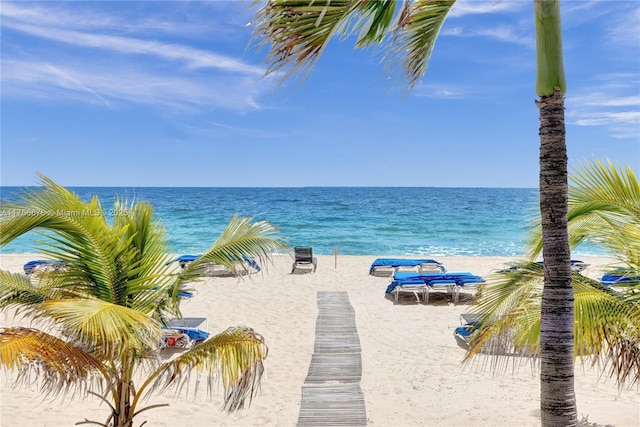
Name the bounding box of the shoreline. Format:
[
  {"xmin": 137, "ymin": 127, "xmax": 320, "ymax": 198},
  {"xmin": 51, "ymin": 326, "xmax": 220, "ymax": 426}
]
[{"xmin": 1, "ymin": 253, "xmax": 637, "ymax": 426}]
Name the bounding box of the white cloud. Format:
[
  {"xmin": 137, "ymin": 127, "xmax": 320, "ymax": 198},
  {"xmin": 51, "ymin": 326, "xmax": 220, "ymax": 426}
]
[
  {"xmin": 568, "ymin": 91, "xmax": 640, "ymax": 139},
  {"xmin": 1, "ymin": 1, "xmax": 271, "ymax": 113},
  {"xmin": 448, "ymin": 0, "xmax": 526, "ymax": 18},
  {"xmin": 573, "ymin": 111, "xmax": 640, "ymax": 127},
  {"xmin": 1, "ymin": 59, "xmax": 270, "ymax": 113},
  {"xmin": 3, "ymin": 21, "xmax": 264, "ymax": 76},
  {"xmin": 413, "ymin": 83, "xmax": 470, "ymax": 99},
  {"xmin": 442, "ymin": 1, "xmax": 534, "ymax": 48},
  {"xmin": 0, "ymin": 1, "xmax": 220, "ymax": 37}
]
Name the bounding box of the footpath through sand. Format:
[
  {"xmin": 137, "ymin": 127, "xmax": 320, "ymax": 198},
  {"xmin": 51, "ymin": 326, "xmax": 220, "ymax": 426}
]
[{"xmin": 297, "ymin": 291, "xmax": 366, "ymax": 426}]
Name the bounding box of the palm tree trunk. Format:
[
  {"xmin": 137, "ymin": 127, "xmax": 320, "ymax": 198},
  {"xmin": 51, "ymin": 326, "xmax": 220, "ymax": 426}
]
[
  {"xmin": 537, "ymin": 86, "xmax": 577, "ymax": 427},
  {"xmin": 114, "ymin": 364, "xmax": 135, "ymax": 427}
]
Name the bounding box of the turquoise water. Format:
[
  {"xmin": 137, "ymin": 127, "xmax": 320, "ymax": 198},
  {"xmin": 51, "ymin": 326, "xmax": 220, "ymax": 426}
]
[{"xmin": 0, "ymin": 187, "xmax": 605, "ymax": 257}]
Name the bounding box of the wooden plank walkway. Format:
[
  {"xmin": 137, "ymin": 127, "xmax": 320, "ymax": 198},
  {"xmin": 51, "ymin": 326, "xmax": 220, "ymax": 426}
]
[
  {"xmin": 297, "ymin": 384, "xmax": 367, "ymax": 426},
  {"xmin": 304, "ymin": 353, "xmax": 362, "ymax": 384},
  {"xmin": 297, "ymin": 291, "xmax": 367, "ymax": 427}
]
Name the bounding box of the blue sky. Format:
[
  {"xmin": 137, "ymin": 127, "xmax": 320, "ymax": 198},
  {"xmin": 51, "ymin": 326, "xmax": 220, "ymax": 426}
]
[{"xmin": 1, "ymin": 0, "xmax": 638, "ymax": 188}]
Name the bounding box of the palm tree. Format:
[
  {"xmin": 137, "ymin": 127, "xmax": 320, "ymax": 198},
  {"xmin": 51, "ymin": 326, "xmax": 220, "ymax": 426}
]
[
  {"xmin": 250, "ymin": 0, "xmax": 574, "ymax": 424},
  {"xmin": 466, "ymin": 159, "xmax": 640, "ymax": 386},
  {"xmin": 0, "ymin": 174, "xmax": 289, "ymax": 427}
]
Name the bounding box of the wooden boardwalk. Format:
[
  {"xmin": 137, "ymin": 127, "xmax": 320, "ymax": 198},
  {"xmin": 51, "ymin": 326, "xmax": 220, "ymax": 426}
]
[{"xmin": 297, "ymin": 291, "xmax": 367, "ymax": 427}]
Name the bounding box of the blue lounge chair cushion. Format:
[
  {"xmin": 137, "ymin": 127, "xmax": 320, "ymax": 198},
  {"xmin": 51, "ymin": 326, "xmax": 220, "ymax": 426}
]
[
  {"xmin": 600, "ymin": 270, "xmax": 639, "ymax": 286},
  {"xmin": 174, "ymin": 328, "xmax": 209, "ymax": 342},
  {"xmin": 386, "ymin": 273, "xmax": 485, "ymax": 294},
  {"xmin": 167, "ymin": 254, "xmax": 261, "ymax": 272},
  {"xmin": 23, "ymin": 259, "xmax": 67, "ymax": 275},
  {"xmin": 454, "ymin": 325, "xmax": 473, "ymax": 337}
]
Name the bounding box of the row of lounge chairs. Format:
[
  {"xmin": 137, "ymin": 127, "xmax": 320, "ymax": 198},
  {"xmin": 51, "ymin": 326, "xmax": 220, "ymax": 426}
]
[
  {"xmin": 167, "ymin": 254, "xmax": 262, "ymax": 276},
  {"xmin": 368, "ymin": 258, "xmax": 445, "ymax": 276},
  {"xmin": 167, "ymin": 246, "xmax": 318, "ymax": 275},
  {"xmin": 370, "ymin": 258, "xmax": 485, "ymax": 304},
  {"xmin": 386, "ymin": 271, "xmax": 485, "ymax": 303}
]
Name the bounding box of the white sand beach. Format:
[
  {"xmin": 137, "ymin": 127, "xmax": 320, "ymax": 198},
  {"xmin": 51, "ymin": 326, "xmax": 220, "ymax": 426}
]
[{"xmin": 1, "ymin": 254, "xmax": 638, "ymax": 427}]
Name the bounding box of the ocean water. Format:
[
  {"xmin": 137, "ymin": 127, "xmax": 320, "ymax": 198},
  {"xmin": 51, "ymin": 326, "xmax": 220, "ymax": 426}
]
[{"xmin": 0, "ymin": 187, "xmax": 605, "ymax": 257}]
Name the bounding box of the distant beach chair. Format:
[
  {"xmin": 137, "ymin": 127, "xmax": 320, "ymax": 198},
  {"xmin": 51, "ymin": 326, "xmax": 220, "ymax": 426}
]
[
  {"xmin": 569, "ymin": 260, "xmax": 590, "ymax": 273},
  {"xmin": 167, "ymin": 254, "xmax": 260, "ymax": 276},
  {"xmin": 454, "ymin": 313, "xmax": 483, "ymax": 347},
  {"xmin": 23, "ymin": 259, "xmax": 68, "ymax": 276},
  {"xmin": 386, "ymin": 272, "xmax": 485, "ymax": 304},
  {"xmin": 160, "ymin": 317, "xmax": 209, "ymax": 350},
  {"xmin": 368, "ymin": 258, "xmax": 445, "ymax": 277},
  {"xmin": 499, "ymin": 259, "xmax": 590, "ymax": 274},
  {"xmin": 291, "ymin": 246, "xmax": 317, "ymax": 274},
  {"xmin": 599, "ymin": 269, "xmax": 640, "ymax": 286}
]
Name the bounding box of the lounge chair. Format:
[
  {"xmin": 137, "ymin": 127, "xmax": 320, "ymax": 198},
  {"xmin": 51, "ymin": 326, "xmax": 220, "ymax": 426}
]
[
  {"xmin": 569, "ymin": 260, "xmax": 590, "ymax": 273},
  {"xmin": 453, "ymin": 313, "xmax": 509, "ymax": 353},
  {"xmin": 291, "ymin": 246, "xmax": 317, "ymax": 274},
  {"xmin": 600, "ymin": 269, "xmax": 640, "ymax": 286},
  {"xmin": 167, "ymin": 254, "xmax": 260, "ymax": 276},
  {"xmin": 499, "ymin": 259, "xmax": 590, "ymax": 274},
  {"xmin": 160, "ymin": 317, "xmax": 209, "ymax": 350},
  {"xmin": 386, "ymin": 272, "xmax": 485, "ymax": 303},
  {"xmin": 454, "ymin": 313, "xmax": 483, "ymax": 347},
  {"xmin": 369, "ymin": 258, "xmax": 445, "ymax": 277},
  {"xmin": 23, "ymin": 259, "xmax": 68, "ymax": 275}
]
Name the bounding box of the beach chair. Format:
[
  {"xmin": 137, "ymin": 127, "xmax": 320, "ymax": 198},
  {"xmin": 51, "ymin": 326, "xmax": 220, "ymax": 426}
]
[
  {"xmin": 292, "ymin": 246, "xmax": 317, "ymax": 274},
  {"xmin": 500, "ymin": 259, "xmax": 590, "ymax": 275},
  {"xmin": 167, "ymin": 254, "xmax": 261, "ymax": 276},
  {"xmin": 387, "ymin": 272, "xmax": 485, "ymax": 304},
  {"xmin": 368, "ymin": 258, "xmax": 445, "ymax": 277},
  {"xmin": 23, "ymin": 259, "xmax": 68, "ymax": 275},
  {"xmin": 454, "ymin": 313, "xmax": 483, "ymax": 347},
  {"xmin": 390, "ymin": 281, "xmax": 428, "ymax": 303},
  {"xmin": 569, "ymin": 260, "xmax": 590, "ymax": 273},
  {"xmin": 600, "ymin": 269, "xmax": 640, "ymax": 286},
  {"xmin": 454, "ymin": 313, "xmax": 514, "ymax": 354},
  {"xmin": 160, "ymin": 317, "xmax": 209, "ymax": 350}
]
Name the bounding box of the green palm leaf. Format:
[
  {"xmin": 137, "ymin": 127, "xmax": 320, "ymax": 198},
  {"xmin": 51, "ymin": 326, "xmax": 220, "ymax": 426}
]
[
  {"xmin": 250, "ymin": 0, "xmax": 454, "ymax": 89},
  {"xmin": 33, "ymin": 298, "xmax": 164, "ymax": 358},
  {"xmin": 251, "ymin": 0, "xmax": 359, "ymax": 83},
  {"xmin": 140, "ymin": 327, "xmax": 268, "ymax": 413},
  {"xmin": 384, "ymin": 0, "xmax": 456, "ymax": 89},
  {"xmin": 183, "ymin": 215, "xmax": 288, "ymax": 278},
  {"xmin": 528, "ymin": 159, "xmax": 640, "ymax": 271},
  {"xmin": 0, "ymin": 270, "xmax": 49, "ymax": 310},
  {"xmin": 0, "ymin": 327, "xmax": 105, "ymax": 399}
]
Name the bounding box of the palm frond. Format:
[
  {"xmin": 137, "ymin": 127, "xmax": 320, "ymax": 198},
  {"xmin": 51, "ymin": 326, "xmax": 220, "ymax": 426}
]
[
  {"xmin": 384, "ymin": 0, "xmax": 456, "ymax": 89},
  {"xmin": 467, "ymin": 264, "xmax": 640, "ymax": 386},
  {"xmin": 0, "ymin": 327, "xmax": 106, "ymax": 399},
  {"xmin": 33, "ymin": 298, "xmax": 164, "ymax": 359},
  {"xmin": 140, "ymin": 327, "xmax": 268, "ymax": 413},
  {"xmin": 251, "ymin": 0, "xmax": 361, "ymax": 84},
  {"xmin": 250, "ymin": 0, "xmax": 455, "ymax": 90},
  {"xmin": 0, "ymin": 175, "xmax": 128, "ymax": 304},
  {"xmin": 352, "ymin": 0, "xmax": 398, "ymax": 46},
  {"xmin": 0, "ymin": 270, "xmax": 48, "ymax": 310},
  {"xmin": 527, "ymin": 158, "xmax": 640, "ymax": 265},
  {"xmin": 465, "ymin": 262, "xmax": 545, "ymax": 362},
  {"xmin": 183, "ymin": 215, "xmax": 288, "ymax": 278}
]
